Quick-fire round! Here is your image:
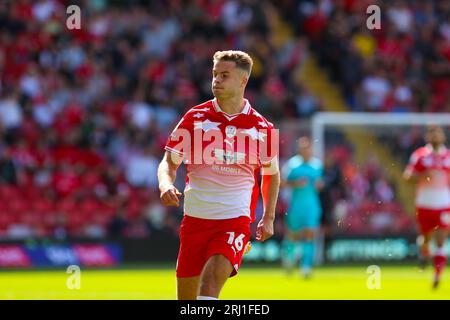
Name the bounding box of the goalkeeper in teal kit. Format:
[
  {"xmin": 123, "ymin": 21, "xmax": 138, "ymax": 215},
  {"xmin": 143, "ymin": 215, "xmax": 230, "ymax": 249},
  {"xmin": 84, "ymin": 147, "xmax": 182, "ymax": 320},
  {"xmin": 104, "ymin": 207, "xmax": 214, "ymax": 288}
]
[{"xmin": 281, "ymin": 137, "xmax": 324, "ymax": 278}]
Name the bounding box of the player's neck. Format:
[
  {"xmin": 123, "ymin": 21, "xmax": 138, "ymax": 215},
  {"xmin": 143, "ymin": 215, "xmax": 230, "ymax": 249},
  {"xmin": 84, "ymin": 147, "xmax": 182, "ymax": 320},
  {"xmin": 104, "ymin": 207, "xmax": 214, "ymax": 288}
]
[
  {"xmin": 430, "ymin": 143, "xmax": 443, "ymax": 152},
  {"xmin": 300, "ymin": 154, "xmax": 311, "ymax": 162},
  {"xmin": 216, "ymin": 96, "xmax": 245, "ymax": 115}
]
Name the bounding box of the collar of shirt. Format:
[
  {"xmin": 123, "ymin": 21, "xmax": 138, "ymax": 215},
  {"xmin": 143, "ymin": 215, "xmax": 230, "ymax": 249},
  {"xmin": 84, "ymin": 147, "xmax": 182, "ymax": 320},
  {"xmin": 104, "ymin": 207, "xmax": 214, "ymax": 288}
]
[
  {"xmin": 212, "ymin": 98, "xmax": 251, "ymax": 121},
  {"xmin": 425, "ymin": 143, "xmax": 447, "ymax": 155}
]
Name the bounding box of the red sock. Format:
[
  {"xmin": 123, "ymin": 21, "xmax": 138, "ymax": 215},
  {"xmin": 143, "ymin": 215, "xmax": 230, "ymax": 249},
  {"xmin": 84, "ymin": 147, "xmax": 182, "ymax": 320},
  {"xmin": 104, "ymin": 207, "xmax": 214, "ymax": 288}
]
[{"xmin": 433, "ymin": 255, "xmax": 447, "ymax": 276}]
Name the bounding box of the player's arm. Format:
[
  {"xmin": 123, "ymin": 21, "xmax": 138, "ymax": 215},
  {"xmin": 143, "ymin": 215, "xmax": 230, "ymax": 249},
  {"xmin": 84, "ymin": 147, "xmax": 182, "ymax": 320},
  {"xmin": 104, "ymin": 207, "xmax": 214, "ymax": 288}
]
[
  {"xmin": 403, "ymin": 153, "xmax": 428, "ymax": 184},
  {"xmin": 404, "ymin": 169, "xmax": 430, "ymax": 185},
  {"xmin": 158, "ymin": 151, "xmax": 183, "ymax": 207},
  {"xmin": 280, "ymin": 162, "xmax": 307, "ymax": 188},
  {"xmin": 159, "ymin": 110, "xmax": 193, "ymax": 206},
  {"xmin": 283, "ymin": 177, "xmax": 308, "ymax": 188},
  {"xmin": 256, "ymin": 158, "xmax": 280, "ymax": 242},
  {"xmin": 403, "ymin": 167, "xmax": 418, "ymax": 184},
  {"xmin": 315, "ymin": 164, "xmax": 325, "ymax": 190}
]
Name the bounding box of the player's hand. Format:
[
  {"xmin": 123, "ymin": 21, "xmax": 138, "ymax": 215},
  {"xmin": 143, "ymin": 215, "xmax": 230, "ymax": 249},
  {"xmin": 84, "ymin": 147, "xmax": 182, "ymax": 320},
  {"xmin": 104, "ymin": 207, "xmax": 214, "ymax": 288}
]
[
  {"xmin": 159, "ymin": 184, "xmax": 182, "ymax": 207},
  {"xmin": 256, "ymin": 216, "xmax": 274, "ymax": 242},
  {"xmin": 244, "ymin": 242, "xmax": 252, "ymax": 255}
]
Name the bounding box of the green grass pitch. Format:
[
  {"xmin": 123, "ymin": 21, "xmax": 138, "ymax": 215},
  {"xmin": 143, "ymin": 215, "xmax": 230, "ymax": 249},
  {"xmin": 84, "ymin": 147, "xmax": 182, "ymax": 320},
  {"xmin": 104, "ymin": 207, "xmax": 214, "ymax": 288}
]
[{"xmin": 0, "ymin": 265, "xmax": 449, "ymax": 299}]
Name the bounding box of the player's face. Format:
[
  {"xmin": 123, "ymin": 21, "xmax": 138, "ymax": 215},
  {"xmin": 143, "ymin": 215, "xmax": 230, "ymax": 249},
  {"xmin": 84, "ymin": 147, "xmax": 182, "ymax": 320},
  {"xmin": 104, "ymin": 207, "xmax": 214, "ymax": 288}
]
[
  {"xmin": 212, "ymin": 61, "xmax": 247, "ymax": 99},
  {"xmin": 298, "ymin": 139, "xmax": 312, "ymax": 159},
  {"xmin": 425, "ymin": 126, "xmax": 446, "ymax": 145}
]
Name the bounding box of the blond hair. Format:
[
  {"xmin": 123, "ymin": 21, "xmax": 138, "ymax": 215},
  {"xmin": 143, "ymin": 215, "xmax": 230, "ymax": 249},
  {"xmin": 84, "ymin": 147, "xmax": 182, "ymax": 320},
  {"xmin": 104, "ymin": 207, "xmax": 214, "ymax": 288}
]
[{"xmin": 213, "ymin": 50, "xmax": 253, "ymax": 75}]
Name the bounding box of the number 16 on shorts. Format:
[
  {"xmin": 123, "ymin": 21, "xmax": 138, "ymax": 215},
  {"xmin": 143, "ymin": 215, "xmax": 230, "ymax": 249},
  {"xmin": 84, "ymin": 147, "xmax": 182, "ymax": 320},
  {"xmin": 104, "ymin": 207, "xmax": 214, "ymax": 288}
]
[{"xmin": 226, "ymin": 232, "xmax": 245, "ymax": 254}]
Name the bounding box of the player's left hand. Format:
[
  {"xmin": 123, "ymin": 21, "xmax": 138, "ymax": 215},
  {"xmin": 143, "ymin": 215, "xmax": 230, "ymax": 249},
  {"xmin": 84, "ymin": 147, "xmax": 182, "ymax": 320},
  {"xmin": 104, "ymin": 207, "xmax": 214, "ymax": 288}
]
[{"xmin": 256, "ymin": 216, "xmax": 274, "ymax": 242}]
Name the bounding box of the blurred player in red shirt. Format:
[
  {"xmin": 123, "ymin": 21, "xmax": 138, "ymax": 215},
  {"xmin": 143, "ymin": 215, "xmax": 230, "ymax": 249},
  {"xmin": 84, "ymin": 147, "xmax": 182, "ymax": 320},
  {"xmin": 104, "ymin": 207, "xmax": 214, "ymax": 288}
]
[
  {"xmin": 403, "ymin": 125, "xmax": 450, "ymax": 289},
  {"xmin": 157, "ymin": 50, "xmax": 280, "ymax": 300}
]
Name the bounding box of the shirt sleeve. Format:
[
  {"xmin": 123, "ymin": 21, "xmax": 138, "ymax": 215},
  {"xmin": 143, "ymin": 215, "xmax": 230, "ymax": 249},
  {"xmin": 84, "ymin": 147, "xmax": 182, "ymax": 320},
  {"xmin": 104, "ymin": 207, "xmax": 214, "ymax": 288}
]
[
  {"xmin": 260, "ymin": 121, "xmax": 280, "ymax": 175},
  {"xmin": 164, "ymin": 112, "xmax": 193, "ymax": 161},
  {"xmin": 405, "ymin": 151, "xmax": 425, "ymax": 175}
]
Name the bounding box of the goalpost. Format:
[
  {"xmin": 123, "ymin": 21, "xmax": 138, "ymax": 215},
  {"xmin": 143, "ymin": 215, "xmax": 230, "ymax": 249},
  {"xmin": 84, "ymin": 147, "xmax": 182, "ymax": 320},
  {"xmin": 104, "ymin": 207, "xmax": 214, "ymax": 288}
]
[{"xmin": 312, "ymin": 112, "xmax": 450, "ymax": 161}]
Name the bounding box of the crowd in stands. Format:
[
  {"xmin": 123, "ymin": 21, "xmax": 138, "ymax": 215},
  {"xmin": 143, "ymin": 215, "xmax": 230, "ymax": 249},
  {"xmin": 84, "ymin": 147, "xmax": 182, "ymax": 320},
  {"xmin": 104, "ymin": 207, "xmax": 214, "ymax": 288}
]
[
  {"xmin": 280, "ymin": 0, "xmax": 450, "ymax": 112},
  {"xmin": 0, "ymin": 0, "xmax": 308, "ymax": 239},
  {"xmin": 319, "ymin": 144, "xmax": 415, "ymax": 236},
  {"xmin": 0, "ymin": 0, "xmax": 445, "ymax": 239}
]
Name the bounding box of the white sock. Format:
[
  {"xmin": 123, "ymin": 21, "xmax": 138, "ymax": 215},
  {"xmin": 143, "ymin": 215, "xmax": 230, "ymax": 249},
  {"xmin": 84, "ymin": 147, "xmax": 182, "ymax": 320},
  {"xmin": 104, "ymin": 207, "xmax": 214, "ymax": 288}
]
[{"xmin": 197, "ymin": 296, "xmax": 218, "ymax": 300}]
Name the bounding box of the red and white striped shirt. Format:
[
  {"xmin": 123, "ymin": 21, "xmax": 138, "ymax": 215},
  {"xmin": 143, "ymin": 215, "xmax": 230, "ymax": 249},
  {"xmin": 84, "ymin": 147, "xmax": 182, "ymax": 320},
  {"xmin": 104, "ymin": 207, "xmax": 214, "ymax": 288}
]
[
  {"xmin": 165, "ymin": 98, "xmax": 278, "ymax": 221},
  {"xmin": 405, "ymin": 144, "xmax": 450, "ymax": 209}
]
